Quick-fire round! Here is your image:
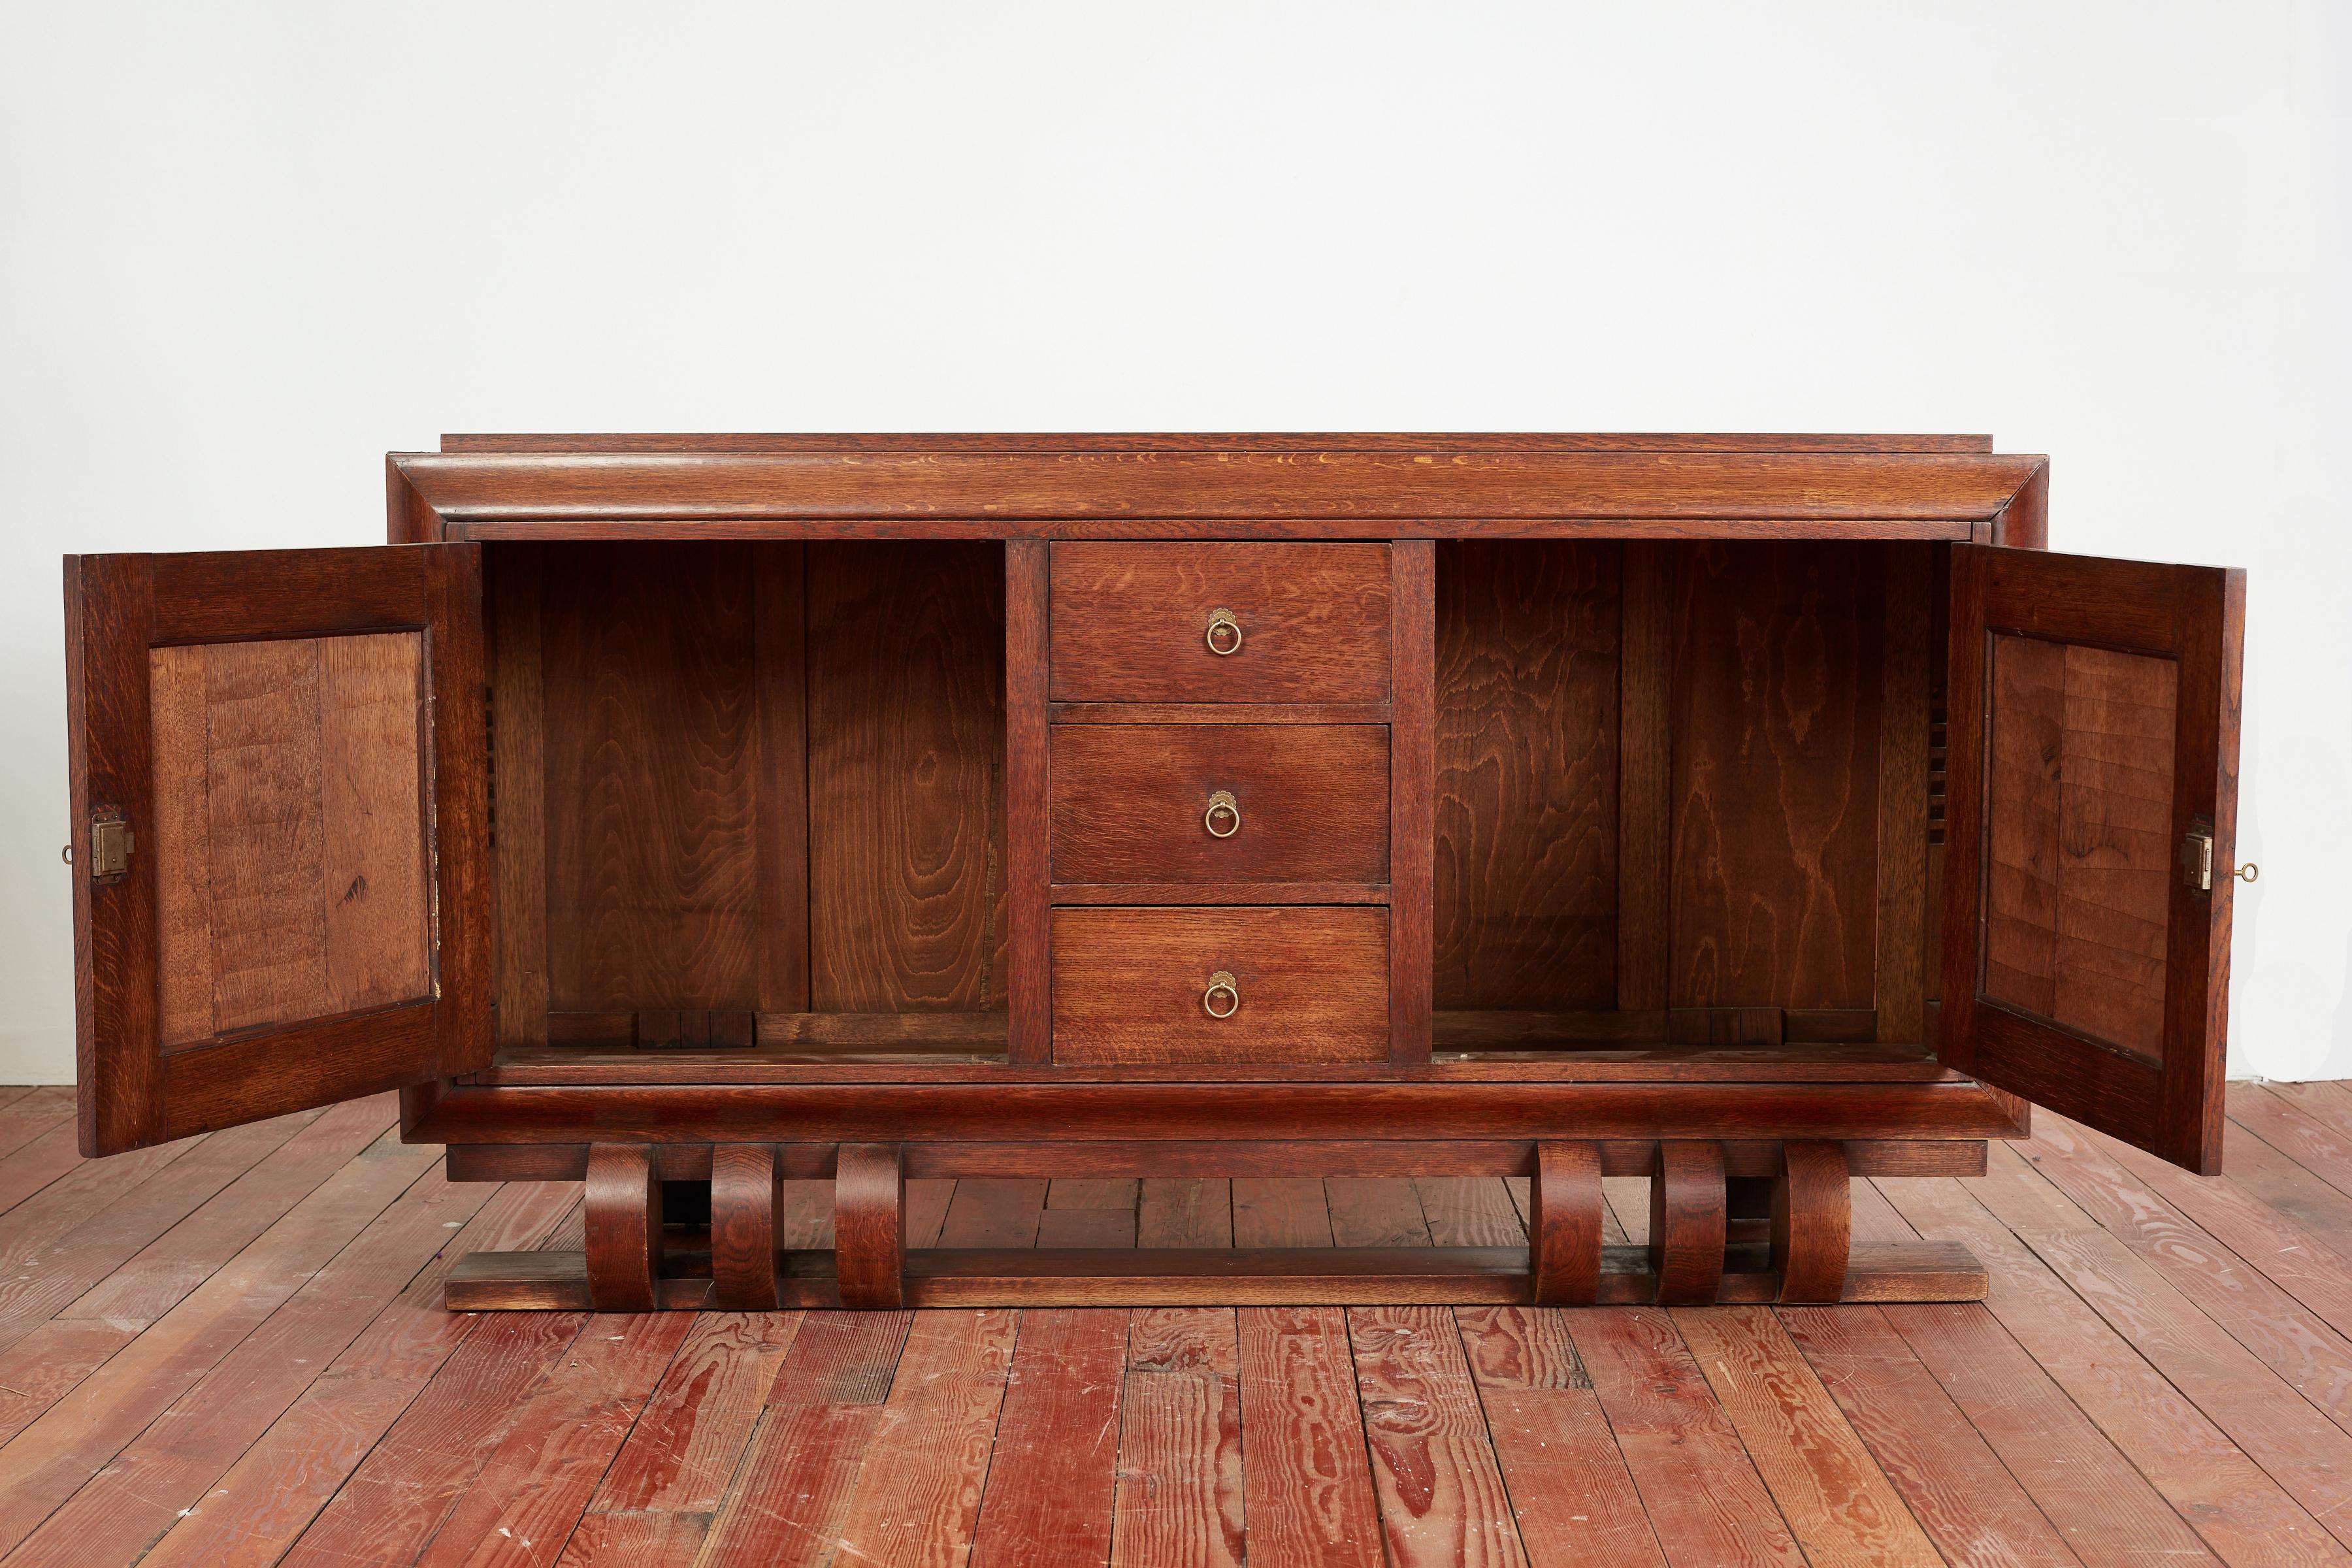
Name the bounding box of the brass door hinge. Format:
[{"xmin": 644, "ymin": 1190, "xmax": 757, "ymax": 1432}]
[{"xmin": 88, "ymin": 815, "xmax": 131, "ymax": 879}]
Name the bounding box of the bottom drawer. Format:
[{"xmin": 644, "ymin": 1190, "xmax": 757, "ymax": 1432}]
[{"xmin": 1051, "ymin": 906, "xmax": 1389, "ymax": 1064}]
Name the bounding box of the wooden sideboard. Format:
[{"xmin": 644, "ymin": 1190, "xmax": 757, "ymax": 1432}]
[{"xmin": 62, "ymin": 433, "xmax": 2248, "ymax": 1311}]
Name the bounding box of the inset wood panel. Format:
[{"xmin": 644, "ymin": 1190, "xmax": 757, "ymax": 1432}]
[
  {"xmin": 809, "ymin": 542, "xmax": 1007, "ymax": 1011},
  {"xmin": 1052, "ymin": 724, "xmax": 1389, "ymax": 885},
  {"xmin": 1051, "ymin": 907, "xmax": 1389, "ymax": 1064},
  {"xmin": 1983, "ymin": 635, "xmax": 2178, "ymax": 1059},
  {"xmin": 1434, "ymin": 540, "xmax": 1619, "ymax": 1011},
  {"xmin": 1050, "ymin": 542, "xmax": 1392, "ymax": 703},
  {"xmin": 151, "ymin": 632, "xmax": 429, "ymax": 1047},
  {"xmin": 540, "ymin": 543, "xmax": 762, "ymax": 1011},
  {"xmin": 1670, "ymin": 542, "xmax": 1884, "ymax": 1011}
]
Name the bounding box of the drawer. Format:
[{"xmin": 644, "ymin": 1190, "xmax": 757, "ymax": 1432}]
[
  {"xmin": 1051, "ymin": 906, "xmax": 1390, "ymax": 1064},
  {"xmin": 1052, "ymin": 725, "xmax": 1389, "ymax": 887},
  {"xmin": 1050, "ymin": 542, "xmax": 1392, "ymax": 703}
]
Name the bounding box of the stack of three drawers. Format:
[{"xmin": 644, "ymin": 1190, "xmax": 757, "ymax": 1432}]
[{"xmin": 1044, "ymin": 541, "xmax": 1403, "ymax": 1063}]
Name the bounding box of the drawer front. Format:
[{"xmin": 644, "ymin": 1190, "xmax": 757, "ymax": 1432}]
[
  {"xmin": 1051, "ymin": 906, "xmax": 1390, "ymax": 1064},
  {"xmin": 1050, "ymin": 543, "xmax": 1392, "ymax": 703},
  {"xmin": 1052, "ymin": 725, "xmax": 1389, "ymax": 887}
]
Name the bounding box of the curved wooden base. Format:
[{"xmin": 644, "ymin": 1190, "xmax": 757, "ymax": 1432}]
[
  {"xmin": 1772, "ymin": 1139, "xmax": 1853, "ymax": 1301},
  {"xmin": 711, "ymin": 1143, "xmax": 785, "ymax": 1309},
  {"xmin": 583, "ymin": 1143, "xmax": 658, "ymax": 1312},
  {"xmin": 542, "ymin": 1134, "xmax": 1882, "ymax": 1313},
  {"xmin": 834, "ymin": 1143, "xmax": 906, "ymax": 1309},
  {"xmin": 1649, "ymin": 1141, "xmax": 1728, "ymax": 1305}
]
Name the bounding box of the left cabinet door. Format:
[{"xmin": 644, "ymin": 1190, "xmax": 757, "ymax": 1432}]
[{"xmin": 65, "ymin": 545, "xmax": 489, "ymax": 1156}]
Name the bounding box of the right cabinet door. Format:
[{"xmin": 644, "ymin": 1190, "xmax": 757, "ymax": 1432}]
[{"xmin": 1940, "ymin": 544, "xmax": 2246, "ymax": 1173}]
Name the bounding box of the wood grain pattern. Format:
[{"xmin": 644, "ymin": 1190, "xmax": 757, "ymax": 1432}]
[
  {"xmin": 1052, "ymin": 724, "xmax": 1388, "ymax": 885},
  {"xmin": 1050, "ymin": 542, "xmax": 1392, "ymax": 702},
  {"xmin": 1457, "ymin": 1306, "xmax": 1665, "ymax": 1568},
  {"xmin": 970, "ymin": 1309, "xmax": 1126, "ymax": 1568},
  {"xmin": 583, "ymin": 1142, "xmax": 658, "ymax": 1312},
  {"xmin": 1676, "ymin": 1306, "xmax": 1942, "ymax": 1566},
  {"xmin": 1874, "ymin": 542, "xmax": 1931, "ymax": 1044},
  {"xmin": 1237, "ymin": 1307, "xmax": 1384, "ymax": 1567},
  {"xmin": 710, "ymin": 1143, "xmax": 783, "ymax": 1309},
  {"xmin": 542, "ymin": 543, "xmax": 762, "ymax": 1012},
  {"xmin": 1771, "ymin": 1141, "xmax": 1852, "ymax": 1301},
  {"xmin": 1779, "ymin": 1306, "xmax": 2087, "ymax": 1568},
  {"xmin": 1115, "ymin": 1309, "xmax": 1245, "ymax": 1568},
  {"xmin": 1051, "ymin": 907, "xmax": 1390, "ymax": 1064},
  {"xmin": 1940, "ymin": 546, "xmax": 2241, "ymax": 1173},
  {"xmin": 754, "ymin": 544, "xmax": 810, "ymax": 1014},
  {"xmin": 151, "ymin": 633, "xmax": 429, "ymax": 1047},
  {"xmin": 1670, "ymin": 543, "xmax": 1884, "ymax": 1012},
  {"xmin": 1348, "ymin": 1304, "xmax": 1526, "ymax": 1567},
  {"xmin": 1984, "ymin": 636, "xmax": 2178, "ymax": 1057},
  {"xmin": 1531, "ymin": 1141, "xmax": 1603, "ymax": 1304},
  {"xmin": 1005, "ymin": 539, "xmax": 1051, "ymax": 1064},
  {"xmin": 808, "ymin": 541, "xmax": 1007, "ymax": 1011},
  {"xmin": 821, "ymin": 1308, "xmax": 1019, "ymax": 1568},
  {"xmin": 834, "ymin": 1143, "xmax": 906, "ymax": 1309},
  {"xmin": 1568, "ymin": 1307, "xmax": 1808, "ymax": 1566},
  {"xmin": 1434, "ymin": 540, "xmax": 1618, "ymax": 1011},
  {"xmin": 1390, "ymin": 540, "xmax": 1436, "ymax": 1064},
  {"xmin": 397, "ymin": 448, "xmax": 2044, "ymax": 529},
  {"xmin": 491, "ymin": 546, "xmax": 550, "ymax": 1048},
  {"xmin": 1618, "ymin": 544, "xmax": 1673, "ymax": 1013},
  {"xmin": 1649, "ymin": 1141, "xmax": 1728, "ymax": 1305}
]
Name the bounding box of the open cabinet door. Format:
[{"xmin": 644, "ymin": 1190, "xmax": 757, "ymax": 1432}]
[
  {"xmin": 1941, "ymin": 544, "xmax": 2245, "ymax": 1173},
  {"xmin": 66, "ymin": 546, "xmax": 489, "ymax": 1156}
]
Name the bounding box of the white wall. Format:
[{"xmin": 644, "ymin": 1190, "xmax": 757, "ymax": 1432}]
[{"xmin": 3, "ymin": 1, "xmax": 2346, "ymax": 1083}]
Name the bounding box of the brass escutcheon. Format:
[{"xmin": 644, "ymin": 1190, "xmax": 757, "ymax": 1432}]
[
  {"xmin": 1205, "ymin": 608, "xmax": 1243, "ymax": 656},
  {"xmin": 1204, "ymin": 789, "xmax": 1240, "ymax": 838},
  {"xmin": 1203, "ymin": 970, "xmax": 1240, "ymax": 1019}
]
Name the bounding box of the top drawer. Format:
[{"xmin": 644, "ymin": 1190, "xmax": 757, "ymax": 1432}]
[{"xmin": 1050, "ymin": 543, "xmax": 1393, "ymax": 704}]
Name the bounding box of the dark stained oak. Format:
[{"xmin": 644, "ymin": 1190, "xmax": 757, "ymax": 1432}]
[
  {"xmin": 71, "ymin": 434, "xmax": 2249, "ymax": 1322},
  {"xmin": 1050, "ymin": 542, "xmax": 1393, "ymax": 703},
  {"xmin": 1771, "ymin": 1140, "xmax": 1852, "ymax": 1301},
  {"xmin": 1051, "ymin": 723, "xmax": 1389, "ymax": 885},
  {"xmin": 1050, "ymin": 907, "xmax": 1390, "ymax": 1064},
  {"xmin": 1649, "ymin": 1141, "xmax": 1729, "ymax": 1305},
  {"xmin": 1530, "ymin": 1141, "xmax": 1604, "ymax": 1305},
  {"xmin": 1435, "ymin": 540, "xmax": 1619, "ymax": 1012},
  {"xmin": 807, "ymin": 541, "xmax": 1006, "ymax": 1013},
  {"xmin": 834, "ymin": 1143, "xmax": 906, "ymax": 1310},
  {"xmin": 710, "ymin": 1142, "xmax": 784, "ymax": 1309},
  {"xmin": 583, "ymin": 1142, "xmax": 658, "ymax": 1312}
]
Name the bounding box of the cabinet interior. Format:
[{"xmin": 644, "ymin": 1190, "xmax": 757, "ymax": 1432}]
[
  {"xmin": 1431, "ymin": 539, "xmax": 1946, "ymax": 1066},
  {"xmin": 486, "ymin": 540, "xmax": 1009, "ymax": 1061},
  {"xmin": 485, "ymin": 537, "xmax": 1947, "ymax": 1070}
]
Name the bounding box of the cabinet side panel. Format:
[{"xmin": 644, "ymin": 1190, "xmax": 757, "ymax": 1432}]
[
  {"xmin": 808, "ymin": 542, "xmax": 1007, "ymax": 1011},
  {"xmin": 1669, "ymin": 542, "xmax": 1884, "ymax": 1011},
  {"xmin": 1432, "ymin": 540, "xmax": 1619, "ymax": 1011},
  {"xmin": 541, "ymin": 543, "xmax": 761, "ymax": 1011}
]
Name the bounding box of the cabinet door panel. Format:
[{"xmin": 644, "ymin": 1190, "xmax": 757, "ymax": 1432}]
[
  {"xmin": 67, "ymin": 546, "xmax": 487, "ymax": 1155},
  {"xmin": 1941, "ymin": 544, "xmax": 2243, "ymax": 1173}
]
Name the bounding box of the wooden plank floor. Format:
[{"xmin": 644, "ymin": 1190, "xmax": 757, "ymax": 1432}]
[{"xmin": 3, "ymin": 1085, "xmax": 2352, "ymax": 1563}]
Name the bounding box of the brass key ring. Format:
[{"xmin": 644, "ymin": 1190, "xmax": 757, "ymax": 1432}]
[
  {"xmin": 1204, "ymin": 790, "xmax": 1239, "ymax": 838},
  {"xmin": 1203, "ymin": 970, "xmax": 1239, "ymax": 1019}
]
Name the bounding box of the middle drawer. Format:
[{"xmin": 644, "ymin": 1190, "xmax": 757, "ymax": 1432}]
[{"xmin": 1051, "ymin": 724, "xmax": 1390, "ymax": 887}]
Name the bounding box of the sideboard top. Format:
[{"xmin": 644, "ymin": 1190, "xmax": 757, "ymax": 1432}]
[{"xmin": 387, "ymin": 433, "xmax": 2047, "ymax": 544}]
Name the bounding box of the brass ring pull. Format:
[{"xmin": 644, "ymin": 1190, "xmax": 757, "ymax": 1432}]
[
  {"xmin": 1203, "ymin": 970, "xmax": 1240, "ymax": 1019},
  {"xmin": 1205, "ymin": 608, "xmax": 1243, "ymax": 657},
  {"xmin": 2237, "ymin": 863, "xmax": 2260, "ymax": 884},
  {"xmin": 59, "ymin": 844, "xmax": 71, "ymax": 867},
  {"xmin": 1204, "ymin": 789, "xmax": 1240, "ymax": 838}
]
